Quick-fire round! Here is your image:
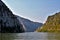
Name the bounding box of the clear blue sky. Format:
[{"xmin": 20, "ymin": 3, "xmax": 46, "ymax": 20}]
[{"xmin": 2, "ymin": 0, "xmax": 60, "ymax": 23}]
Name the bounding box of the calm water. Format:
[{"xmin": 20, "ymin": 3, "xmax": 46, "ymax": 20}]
[{"xmin": 0, "ymin": 32, "xmax": 60, "ymax": 40}]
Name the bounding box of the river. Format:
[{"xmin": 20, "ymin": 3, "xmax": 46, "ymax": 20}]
[{"xmin": 0, "ymin": 32, "xmax": 60, "ymax": 40}]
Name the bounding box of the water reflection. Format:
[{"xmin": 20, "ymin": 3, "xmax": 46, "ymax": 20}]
[
  {"xmin": 0, "ymin": 33, "xmax": 16, "ymax": 40},
  {"xmin": 0, "ymin": 32, "xmax": 60, "ymax": 40},
  {"xmin": 47, "ymin": 33, "xmax": 60, "ymax": 40}
]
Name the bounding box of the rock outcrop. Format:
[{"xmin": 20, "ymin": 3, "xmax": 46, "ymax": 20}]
[
  {"xmin": 36, "ymin": 12, "xmax": 60, "ymax": 32},
  {"xmin": 0, "ymin": 0, "xmax": 25, "ymax": 33}
]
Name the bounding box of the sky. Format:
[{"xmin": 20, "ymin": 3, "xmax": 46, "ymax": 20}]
[{"xmin": 2, "ymin": 0, "xmax": 60, "ymax": 23}]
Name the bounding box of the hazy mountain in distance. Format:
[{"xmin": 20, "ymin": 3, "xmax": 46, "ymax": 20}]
[
  {"xmin": 17, "ymin": 16, "xmax": 43, "ymax": 32},
  {"xmin": 36, "ymin": 12, "xmax": 60, "ymax": 32},
  {"xmin": 0, "ymin": 0, "xmax": 25, "ymax": 33}
]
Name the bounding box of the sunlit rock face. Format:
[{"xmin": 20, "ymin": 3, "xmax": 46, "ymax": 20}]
[
  {"xmin": 36, "ymin": 12, "xmax": 60, "ymax": 32},
  {"xmin": 0, "ymin": 0, "xmax": 25, "ymax": 33}
]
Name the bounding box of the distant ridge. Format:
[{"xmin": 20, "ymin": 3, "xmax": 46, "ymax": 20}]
[{"xmin": 17, "ymin": 16, "xmax": 43, "ymax": 32}]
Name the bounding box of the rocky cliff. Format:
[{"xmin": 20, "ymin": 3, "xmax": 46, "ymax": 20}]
[
  {"xmin": 36, "ymin": 12, "xmax": 60, "ymax": 32},
  {"xmin": 0, "ymin": 0, "xmax": 25, "ymax": 33},
  {"xmin": 17, "ymin": 16, "xmax": 43, "ymax": 32}
]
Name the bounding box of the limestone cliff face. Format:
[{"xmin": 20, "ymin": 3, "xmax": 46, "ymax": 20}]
[
  {"xmin": 0, "ymin": 0, "xmax": 25, "ymax": 33},
  {"xmin": 36, "ymin": 12, "xmax": 60, "ymax": 32}
]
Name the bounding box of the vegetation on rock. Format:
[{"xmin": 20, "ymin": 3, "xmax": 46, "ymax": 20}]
[{"xmin": 36, "ymin": 12, "xmax": 60, "ymax": 32}]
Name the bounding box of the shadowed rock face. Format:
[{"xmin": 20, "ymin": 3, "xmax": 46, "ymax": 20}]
[
  {"xmin": 0, "ymin": 0, "xmax": 25, "ymax": 33},
  {"xmin": 16, "ymin": 16, "xmax": 43, "ymax": 32}
]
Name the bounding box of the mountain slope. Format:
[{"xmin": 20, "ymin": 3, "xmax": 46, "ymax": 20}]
[
  {"xmin": 17, "ymin": 16, "xmax": 43, "ymax": 32},
  {"xmin": 36, "ymin": 12, "xmax": 60, "ymax": 32},
  {"xmin": 0, "ymin": 0, "xmax": 25, "ymax": 33}
]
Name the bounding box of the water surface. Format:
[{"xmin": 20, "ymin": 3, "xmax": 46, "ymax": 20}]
[{"xmin": 0, "ymin": 32, "xmax": 60, "ymax": 40}]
